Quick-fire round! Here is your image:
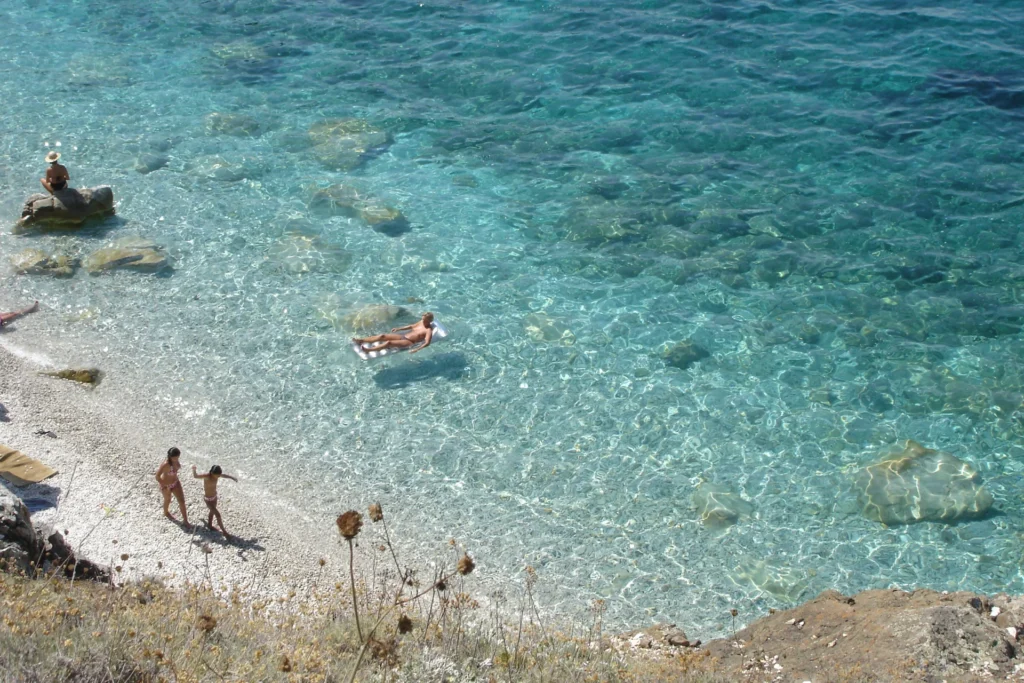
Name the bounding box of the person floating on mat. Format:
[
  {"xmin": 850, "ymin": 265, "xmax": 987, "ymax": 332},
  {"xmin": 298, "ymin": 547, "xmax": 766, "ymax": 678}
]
[
  {"xmin": 353, "ymin": 312, "xmax": 436, "ymax": 354},
  {"xmin": 192, "ymin": 464, "xmax": 237, "ymax": 538},
  {"xmin": 0, "ymin": 301, "xmax": 39, "ymax": 330},
  {"xmin": 156, "ymin": 447, "xmax": 191, "ymax": 529},
  {"xmin": 40, "ymin": 151, "xmax": 70, "ymax": 194}
]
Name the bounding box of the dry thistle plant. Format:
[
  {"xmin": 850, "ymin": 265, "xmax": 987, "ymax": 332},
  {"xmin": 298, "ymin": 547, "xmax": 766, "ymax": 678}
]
[
  {"xmin": 339, "ymin": 504, "xmax": 480, "ymax": 683},
  {"xmin": 337, "ymin": 510, "xmax": 364, "ymax": 639}
]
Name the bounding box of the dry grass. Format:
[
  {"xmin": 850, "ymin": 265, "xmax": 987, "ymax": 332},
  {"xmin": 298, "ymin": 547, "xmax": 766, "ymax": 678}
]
[{"xmin": 0, "ymin": 503, "xmax": 726, "ymax": 683}]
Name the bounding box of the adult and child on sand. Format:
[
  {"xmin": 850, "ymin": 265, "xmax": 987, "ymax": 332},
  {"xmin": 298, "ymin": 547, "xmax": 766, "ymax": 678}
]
[{"xmin": 155, "ymin": 447, "xmax": 237, "ymax": 538}]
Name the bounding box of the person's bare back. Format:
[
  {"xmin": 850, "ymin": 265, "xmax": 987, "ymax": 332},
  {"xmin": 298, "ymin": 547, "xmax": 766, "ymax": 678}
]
[{"xmin": 40, "ymin": 151, "xmax": 69, "ymax": 194}]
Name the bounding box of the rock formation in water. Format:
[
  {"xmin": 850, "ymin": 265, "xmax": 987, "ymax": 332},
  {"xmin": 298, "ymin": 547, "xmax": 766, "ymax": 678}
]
[
  {"xmin": 84, "ymin": 239, "xmax": 170, "ymax": 275},
  {"xmin": 854, "ymin": 440, "xmax": 993, "ymax": 525},
  {"xmin": 308, "ymin": 183, "xmax": 410, "ymax": 235},
  {"xmin": 14, "ymin": 186, "xmax": 115, "ymax": 233},
  {"xmin": 692, "ymin": 481, "xmax": 755, "ymax": 529},
  {"xmin": 308, "ymin": 118, "xmax": 390, "ymax": 171},
  {"xmin": 9, "ymin": 248, "xmax": 78, "ymax": 277}
]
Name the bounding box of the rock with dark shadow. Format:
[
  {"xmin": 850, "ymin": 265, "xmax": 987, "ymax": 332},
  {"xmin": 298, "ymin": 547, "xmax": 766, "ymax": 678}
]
[
  {"xmin": 14, "ymin": 186, "xmax": 115, "ymax": 233},
  {"xmin": 0, "ymin": 488, "xmax": 40, "ymax": 573},
  {"xmin": 84, "ymin": 238, "xmax": 170, "ymax": 275},
  {"xmin": 854, "ymin": 440, "xmax": 993, "ymax": 525},
  {"xmin": 0, "ymin": 488, "xmax": 108, "ymax": 580}
]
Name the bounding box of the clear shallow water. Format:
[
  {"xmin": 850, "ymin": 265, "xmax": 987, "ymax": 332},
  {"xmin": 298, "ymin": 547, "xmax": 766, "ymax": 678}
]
[{"xmin": 2, "ymin": 0, "xmax": 1024, "ymax": 632}]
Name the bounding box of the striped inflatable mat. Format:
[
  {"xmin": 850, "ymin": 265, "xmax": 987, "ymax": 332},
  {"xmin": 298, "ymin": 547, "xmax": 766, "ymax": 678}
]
[{"xmin": 351, "ymin": 320, "xmax": 449, "ymax": 360}]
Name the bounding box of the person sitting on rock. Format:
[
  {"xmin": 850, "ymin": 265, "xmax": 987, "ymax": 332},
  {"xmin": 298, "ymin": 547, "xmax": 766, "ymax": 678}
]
[
  {"xmin": 353, "ymin": 312, "xmax": 436, "ymax": 354},
  {"xmin": 40, "ymin": 151, "xmax": 69, "ymax": 194},
  {"xmin": 0, "ymin": 301, "xmax": 39, "ymax": 329}
]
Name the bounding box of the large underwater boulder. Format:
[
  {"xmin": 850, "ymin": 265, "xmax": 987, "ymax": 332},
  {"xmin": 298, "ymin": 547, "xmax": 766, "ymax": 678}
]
[
  {"xmin": 308, "ymin": 118, "xmax": 390, "ymax": 171},
  {"xmin": 854, "ymin": 440, "xmax": 993, "ymax": 525},
  {"xmin": 14, "ymin": 186, "xmax": 115, "ymax": 233},
  {"xmin": 84, "ymin": 238, "xmax": 170, "ymax": 275},
  {"xmin": 693, "ymin": 481, "xmax": 755, "ymax": 529},
  {"xmin": 308, "ymin": 183, "xmax": 410, "ymax": 235},
  {"xmin": 10, "ymin": 248, "xmax": 78, "ymax": 277},
  {"xmin": 338, "ymin": 304, "xmax": 409, "ymax": 332}
]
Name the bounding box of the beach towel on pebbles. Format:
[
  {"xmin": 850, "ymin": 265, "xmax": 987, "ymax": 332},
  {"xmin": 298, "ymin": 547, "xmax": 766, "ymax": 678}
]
[{"xmin": 0, "ymin": 445, "xmax": 57, "ymax": 486}]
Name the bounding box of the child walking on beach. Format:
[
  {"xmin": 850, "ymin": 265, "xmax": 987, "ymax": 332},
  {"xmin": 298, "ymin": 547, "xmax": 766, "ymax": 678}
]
[
  {"xmin": 155, "ymin": 447, "xmax": 190, "ymax": 529},
  {"xmin": 192, "ymin": 465, "xmax": 237, "ymax": 538}
]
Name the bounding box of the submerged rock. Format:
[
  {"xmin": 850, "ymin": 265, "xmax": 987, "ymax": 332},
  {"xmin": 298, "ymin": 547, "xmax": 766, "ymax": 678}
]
[
  {"xmin": 14, "ymin": 186, "xmax": 115, "ymax": 233},
  {"xmin": 326, "ymin": 304, "xmax": 410, "ymax": 333},
  {"xmin": 10, "ymin": 249, "xmax": 78, "ymax": 277},
  {"xmin": 692, "ymin": 481, "xmax": 754, "ymax": 529},
  {"xmin": 308, "ymin": 118, "xmax": 390, "ymax": 171},
  {"xmin": 84, "ymin": 239, "xmax": 170, "ymax": 275},
  {"xmin": 267, "ymin": 231, "xmax": 353, "ymax": 274},
  {"xmin": 662, "ymin": 339, "xmax": 709, "ymax": 370},
  {"xmin": 205, "ymin": 112, "xmax": 262, "ymax": 137},
  {"xmin": 308, "ymin": 184, "xmax": 409, "ymax": 235},
  {"xmin": 523, "ymin": 312, "xmax": 575, "ymax": 345},
  {"xmin": 854, "ymin": 440, "xmax": 993, "ymax": 525},
  {"xmin": 134, "ymin": 153, "xmax": 169, "ymax": 174},
  {"xmin": 41, "ymin": 368, "xmax": 102, "ymax": 386}
]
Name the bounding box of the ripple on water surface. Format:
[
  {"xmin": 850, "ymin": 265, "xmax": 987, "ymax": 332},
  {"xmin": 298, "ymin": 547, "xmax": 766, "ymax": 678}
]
[{"xmin": 1, "ymin": 0, "xmax": 1024, "ymax": 632}]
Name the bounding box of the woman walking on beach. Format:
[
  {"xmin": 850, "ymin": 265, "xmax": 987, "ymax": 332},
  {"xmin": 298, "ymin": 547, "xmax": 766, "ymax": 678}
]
[
  {"xmin": 192, "ymin": 464, "xmax": 237, "ymax": 538},
  {"xmin": 156, "ymin": 447, "xmax": 191, "ymax": 529}
]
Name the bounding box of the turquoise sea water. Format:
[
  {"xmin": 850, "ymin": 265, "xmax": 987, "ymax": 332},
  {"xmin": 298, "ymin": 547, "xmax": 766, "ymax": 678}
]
[{"xmin": 2, "ymin": 0, "xmax": 1024, "ymax": 632}]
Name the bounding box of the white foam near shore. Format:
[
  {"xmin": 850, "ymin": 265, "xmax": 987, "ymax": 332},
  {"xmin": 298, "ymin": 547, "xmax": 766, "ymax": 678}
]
[{"xmin": 0, "ymin": 336, "xmax": 354, "ymax": 599}]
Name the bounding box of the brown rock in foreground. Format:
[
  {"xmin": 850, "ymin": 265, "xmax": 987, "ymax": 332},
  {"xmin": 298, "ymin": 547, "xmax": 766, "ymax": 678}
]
[
  {"xmin": 14, "ymin": 186, "xmax": 115, "ymax": 233},
  {"xmin": 702, "ymin": 588, "xmax": 1024, "ymax": 682}
]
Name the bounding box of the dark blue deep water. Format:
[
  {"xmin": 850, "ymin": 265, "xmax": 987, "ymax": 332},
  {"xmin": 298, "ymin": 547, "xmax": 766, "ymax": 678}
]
[{"xmin": 2, "ymin": 0, "xmax": 1024, "ymax": 632}]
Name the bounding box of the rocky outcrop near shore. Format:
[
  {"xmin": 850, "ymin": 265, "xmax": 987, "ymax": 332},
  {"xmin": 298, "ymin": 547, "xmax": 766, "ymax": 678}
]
[
  {"xmin": 10, "ymin": 248, "xmax": 79, "ymax": 277},
  {"xmin": 700, "ymin": 588, "xmax": 1024, "ymax": 682},
  {"xmin": 84, "ymin": 238, "xmax": 170, "ymax": 274},
  {"xmin": 0, "ymin": 488, "xmax": 107, "ymax": 581},
  {"xmin": 14, "ymin": 186, "xmax": 115, "ymax": 233}
]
